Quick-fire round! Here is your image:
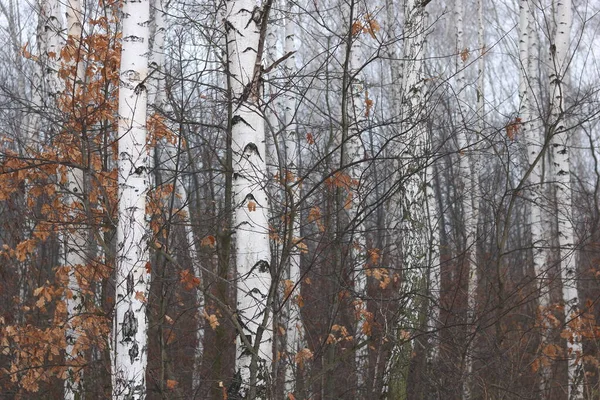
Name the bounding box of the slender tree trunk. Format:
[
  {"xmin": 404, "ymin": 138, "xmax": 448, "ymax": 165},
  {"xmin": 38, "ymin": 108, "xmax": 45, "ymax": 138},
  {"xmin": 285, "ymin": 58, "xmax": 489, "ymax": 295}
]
[
  {"xmin": 111, "ymin": 0, "xmax": 151, "ymax": 397},
  {"xmin": 62, "ymin": 2, "xmax": 88, "ymax": 398},
  {"xmin": 548, "ymin": 0, "xmax": 582, "ymax": 398},
  {"xmin": 346, "ymin": 10, "xmax": 368, "ymax": 395},
  {"xmin": 225, "ymin": 0, "xmax": 273, "ymax": 396},
  {"xmin": 385, "ymin": 0, "xmax": 434, "ymax": 397},
  {"xmin": 457, "ymin": 0, "xmax": 480, "ymax": 396},
  {"xmin": 520, "ymin": 0, "xmax": 551, "ymax": 394},
  {"xmin": 282, "ymin": 1, "xmax": 305, "ymax": 395}
]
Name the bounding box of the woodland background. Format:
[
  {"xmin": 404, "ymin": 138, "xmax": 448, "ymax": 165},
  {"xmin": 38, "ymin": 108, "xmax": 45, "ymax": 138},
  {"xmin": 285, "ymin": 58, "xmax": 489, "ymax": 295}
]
[{"xmin": 0, "ymin": 0, "xmax": 599, "ymax": 398}]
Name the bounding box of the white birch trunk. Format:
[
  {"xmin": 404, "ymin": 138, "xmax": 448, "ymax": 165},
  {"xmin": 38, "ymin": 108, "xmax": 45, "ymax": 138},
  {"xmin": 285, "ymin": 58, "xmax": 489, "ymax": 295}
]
[
  {"xmin": 226, "ymin": 0, "xmax": 273, "ymax": 396},
  {"xmin": 548, "ymin": 0, "xmax": 582, "ymax": 398},
  {"xmin": 456, "ymin": 0, "xmax": 479, "ymax": 396},
  {"xmin": 383, "ymin": 0, "xmax": 403, "ymax": 268},
  {"xmin": 64, "ymin": 168, "xmax": 86, "ymax": 400},
  {"xmin": 112, "ymin": 0, "xmax": 151, "ymax": 397},
  {"xmin": 414, "ymin": 0, "xmax": 441, "ymax": 368},
  {"xmin": 399, "ymin": 0, "xmax": 429, "ymax": 310},
  {"xmin": 62, "ymin": 2, "xmax": 86, "ymax": 398},
  {"xmin": 41, "ymin": 0, "xmax": 63, "ymax": 97},
  {"xmin": 283, "ymin": 1, "xmax": 305, "ymax": 395},
  {"xmin": 520, "ymin": 0, "xmax": 551, "ymax": 393},
  {"xmin": 384, "ymin": 0, "xmax": 435, "ymax": 396},
  {"xmin": 347, "ymin": 19, "xmax": 368, "ymax": 393}
]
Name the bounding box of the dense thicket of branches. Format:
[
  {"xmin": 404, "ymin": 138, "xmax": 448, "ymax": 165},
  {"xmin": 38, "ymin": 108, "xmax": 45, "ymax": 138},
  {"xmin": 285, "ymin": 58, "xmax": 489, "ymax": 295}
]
[{"xmin": 0, "ymin": 0, "xmax": 599, "ymax": 399}]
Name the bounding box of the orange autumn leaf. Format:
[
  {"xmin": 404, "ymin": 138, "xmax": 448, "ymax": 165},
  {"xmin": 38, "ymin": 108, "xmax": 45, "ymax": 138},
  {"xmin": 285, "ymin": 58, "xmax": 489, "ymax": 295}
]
[
  {"xmin": 367, "ymin": 248, "xmax": 381, "ymax": 265},
  {"xmin": 351, "ymin": 21, "xmax": 363, "ymax": 36},
  {"xmin": 296, "ymin": 294, "xmax": 305, "ymax": 308},
  {"xmin": 542, "ymin": 343, "xmax": 561, "ymax": 359},
  {"xmin": 283, "ymin": 279, "xmax": 295, "ymax": 299},
  {"xmin": 166, "ymin": 379, "xmax": 178, "ymax": 389},
  {"xmin": 293, "ymin": 237, "xmax": 308, "ymax": 253},
  {"xmin": 364, "ymin": 14, "xmax": 380, "ymax": 39},
  {"xmin": 362, "ymin": 320, "xmax": 373, "ymax": 336},
  {"xmin": 294, "ymin": 348, "xmax": 314, "ymax": 369},
  {"xmin": 365, "ymin": 92, "xmax": 374, "ymax": 117},
  {"xmin": 201, "ymin": 235, "xmax": 216, "ymax": 248},
  {"xmin": 460, "ymin": 48, "xmax": 470, "ymax": 62},
  {"xmin": 307, "ymin": 206, "xmax": 325, "ymax": 232},
  {"xmin": 135, "ymin": 291, "xmax": 147, "ymax": 303},
  {"xmin": 179, "ymin": 269, "xmax": 201, "ymax": 290},
  {"xmin": 203, "ymin": 310, "xmax": 220, "ymax": 330},
  {"xmin": 506, "ymin": 117, "xmax": 522, "ymax": 140},
  {"xmin": 247, "ymin": 201, "xmax": 257, "ymax": 212},
  {"xmin": 531, "ymin": 358, "xmax": 540, "ymax": 373}
]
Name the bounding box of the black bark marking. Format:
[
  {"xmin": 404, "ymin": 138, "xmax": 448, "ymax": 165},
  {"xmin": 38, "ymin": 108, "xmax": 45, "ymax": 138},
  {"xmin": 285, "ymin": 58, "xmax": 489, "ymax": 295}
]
[
  {"xmin": 129, "ymin": 342, "xmax": 139, "ymax": 364},
  {"xmin": 228, "ymin": 370, "xmax": 243, "ymax": 399},
  {"xmin": 242, "ymin": 142, "xmax": 263, "ymax": 162},
  {"xmin": 122, "ymin": 308, "xmax": 138, "ymax": 341},
  {"xmin": 127, "ymin": 272, "xmax": 134, "ymax": 295}
]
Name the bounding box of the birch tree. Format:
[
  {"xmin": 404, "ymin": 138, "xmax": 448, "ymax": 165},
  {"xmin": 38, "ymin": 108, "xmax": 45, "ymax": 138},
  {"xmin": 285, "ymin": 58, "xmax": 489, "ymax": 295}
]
[
  {"xmin": 63, "ymin": 1, "xmax": 87, "ymax": 397},
  {"xmin": 112, "ymin": 0, "xmax": 151, "ymax": 397},
  {"xmin": 225, "ymin": 0, "xmax": 273, "ymax": 396},
  {"xmin": 456, "ymin": 0, "xmax": 480, "ymax": 396},
  {"xmin": 282, "ymin": 0, "xmax": 305, "ymax": 395},
  {"xmin": 520, "ymin": 0, "xmax": 552, "ymax": 393},
  {"xmin": 385, "ymin": 0, "xmax": 438, "ymax": 396},
  {"xmin": 548, "ymin": 0, "xmax": 582, "ymax": 397},
  {"xmin": 344, "ymin": 2, "xmax": 368, "ymax": 391}
]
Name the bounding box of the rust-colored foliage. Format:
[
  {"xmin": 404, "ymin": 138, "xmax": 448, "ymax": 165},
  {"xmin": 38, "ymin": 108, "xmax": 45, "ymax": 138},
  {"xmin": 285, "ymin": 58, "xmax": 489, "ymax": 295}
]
[
  {"xmin": 0, "ymin": 7, "xmax": 121, "ymax": 393},
  {"xmin": 506, "ymin": 117, "xmax": 522, "ymax": 140}
]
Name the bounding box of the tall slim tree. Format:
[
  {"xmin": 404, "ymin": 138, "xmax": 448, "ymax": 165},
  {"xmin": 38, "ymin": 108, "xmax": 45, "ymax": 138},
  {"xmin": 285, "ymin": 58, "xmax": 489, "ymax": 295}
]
[
  {"xmin": 520, "ymin": 0, "xmax": 552, "ymax": 393},
  {"xmin": 111, "ymin": 0, "xmax": 151, "ymax": 397},
  {"xmin": 385, "ymin": 0, "xmax": 437, "ymax": 397},
  {"xmin": 344, "ymin": 2, "xmax": 368, "ymax": 392},
  {"xmin": 456, "ymin": 0, "xmax": 480, "ymax": 396},
  {"xmin": 63, "ymin": 1, "xmax": 87, "ymax": 397},
  {"xmin": 282, "ymin": 0, "xmax": 305, "ymax": 395},
  {"xmin": 225, "ymin": 0, "xmax": 273, "ymax": 396},
  {"xmin": 548, "ymin": 0, "xmax": 582, "ymax": 397}
]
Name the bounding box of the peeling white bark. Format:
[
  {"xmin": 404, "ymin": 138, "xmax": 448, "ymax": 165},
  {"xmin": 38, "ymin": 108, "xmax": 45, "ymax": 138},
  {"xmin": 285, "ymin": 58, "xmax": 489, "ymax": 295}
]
[
  {"xmin": 40, "ymin": 0, "xmax": 63, "ymax": 98},
  {"xmin": 226, "ymin": 0, "xmax": 273, "ymax": 396},
  {"xmin": 384, "ymin": 0, "xmax": 438, "ymax": 395},
  {"xmin": 64, "ymin": 167, "xmax": 85, "ymax": 400},
  {"xmin": 112, "ymin": 0, "xmax": 151, "ymax": 398},
  {"xmin": 520, "ymin": 0, "xmax": 551, "ymax": 393},
  {"xmin": 346, "ymin": 12, "xmax": 368, "ymax": 391},
  {"xmin": 283, "ymin": 1, "xmax": 304, "ymax": 395},
  {"xmin": 548, "ymin": 0, "xmax": 582, "ymax": 398}
]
